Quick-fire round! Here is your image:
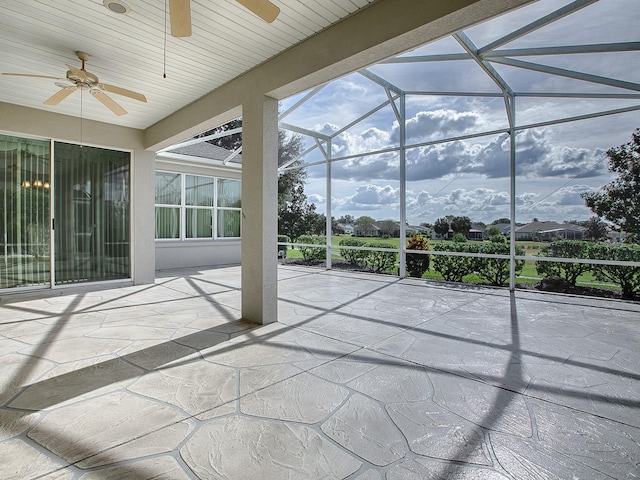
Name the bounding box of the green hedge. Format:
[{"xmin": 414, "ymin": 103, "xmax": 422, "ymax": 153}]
[
  {"xmin": 338, "ymin": 238, "xmax": 369, "ymax": 265},
  {"xmin": 432, "ymin": 241, "xmax": 524, "ymax": 286},
  {"xmin": 589, "ymin": 242, "xmax": 640, "ymax": 298},
  {"xmin": 337, "ymin": 238, "xmax": 397, "ymax": 273},
  {"xmin": 296, "ymin": 235, "xmax": 326, "ymax": 263},
  {"xmin": 364, "ymin": 242, "xmax": 398, "ymax": 273},
  {"xmin": 535, "ymin": 240, "xmax": 640, "ymax": 298},
  {"xmin": 535, "ymin": 240, "xmax": 591, "ymax": 285}
]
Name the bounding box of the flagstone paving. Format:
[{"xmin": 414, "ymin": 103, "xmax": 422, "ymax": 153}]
[{"xmin": 0, "ymin": 264, "xmax": 639, "ymax": 479}]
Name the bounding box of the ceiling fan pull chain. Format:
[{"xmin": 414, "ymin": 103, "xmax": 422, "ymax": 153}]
[{"xmin": 163, "ymin": 0, "xmax": 167, "ymax": 78}]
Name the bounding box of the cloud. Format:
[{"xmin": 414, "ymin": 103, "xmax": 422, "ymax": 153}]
[
  {"xmin": 335, "ymin": 184, "xmax": 400, "ymax": 211},
  {"xmin": 401, "ymin": 109, "xmax": 481, "ymax": 142},
  {"xmin": 307, "ymin": 193, "xmax": 325, "ymax": 204},
  {"xmin": 305, "ymin": 114, "xmax": 608, "ymax": 184}
]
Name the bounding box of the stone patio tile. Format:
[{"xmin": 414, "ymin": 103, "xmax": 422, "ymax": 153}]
[
  {"xmin": 386, "ymin": 458, "xmax": 510, "ymax": 480},
  {"xmin": 20, "ymin": 336, "xmax": 132, "ymax": 363},
  {"xmin": 128, "ymin": 361, "xmax": 236, "ymax": 415},
  {"xmin": 28, "ymin": 391, "xmax": 187, "ymax": 464},
  {"xmin": 0, "ymin": 408, "xmax": 40, "ymax": 441},
  {"xmin": 370, "ymin": 329, "xmax": 515, "ymax": 383},
  {"xmin": 9, "ymin": 355, "xmax": 143, "ymax": 411},
  {"xmin": 530, "ymin": 399, "xmax": 640, "ymax": 479},
  {"xmin": 239, "ymin": 361, "xmax": 319, "ymax": 396},
  {"xmin": 305, "ymin": 316, "xmax": 408, "ymax": 347},
  {"xmin": 431, "ymin": 373, "xmax": 533, "ymax": 438},
  {"xmin": 117, "ymin": 339, "xmax": 199, "ymax": 370},
  {"xmin": 35, "ymin": 469, "xmax": 75, "ymax": 480},
  {"xmin": 183, "ymin": 317, "xmax": 255, "ymax": 335},
  {"xmin": 0, "ymin": 337, "xmax": 29, "ymax": 356},
  {"xmin": 0, "ymin": 352, "xmax": 54, "ymax": 406},
  {"xmin": 241, "ymin": 371, "xmax": 350, "ymax": 423},
  {"xmin": 309, "ymin": 349, "xmax": 381, "ymax": 384},
  {"xmin": 387, "ymin": 399, "xmax": 491, "ymax": 465},
  {"xmin": 76, "ymin": 419, "xmax": 196, "ymax": 469},
  {"xmin": 352, "ymin": 469, "xmax": 383, "ymax": 479},
  {"xmin": 181, "ymin": 416, "xmax": 361, "ymax": 479},
  {"xmin": 78, "ymin": 456, "xmax": 191, "ymax": 479},
  {"xmin": 346, "ymin": 360, "xmax": 433, "ymax": 403},
  {"xmin": 490, "ymin": 432, "xmax": 609, "ymax": 479},
  {"xmin": 523, "ymin": 360, "xmax": 640, "ymax": 428},
  {"xmin": 85, "ymin": 325, "xmax": 176, "ymax": 341},
  {"xmin": 0, "ymin": 438, "xmax": 68, "ymax": 480},
  {"xmin": 201, "ymin": 330, "xmax": 354, "ymax": 368},
  {"xmin": 321, "ymin": 393, "xmax": 406, "ymax": 467}
]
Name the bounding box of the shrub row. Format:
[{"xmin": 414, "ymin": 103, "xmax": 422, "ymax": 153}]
[
  {"xmin": 431, "ymin": 239, "xmax": 525, "ymax": 286},
  {"xmin": 338, "ymin": 238, "xmax": 397, "ymax": 273},
  {"xmin": 296, "ymin": 235, "xmax": 326, "ymax": 263},
  {"xmin": 536, "ymin": 240, "xmax": 640, "ymax": 298}
]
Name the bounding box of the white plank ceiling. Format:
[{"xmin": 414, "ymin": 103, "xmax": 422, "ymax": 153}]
[{"xmin": 0, "ymin": 0, "xmax": 376, "ymax": 130}]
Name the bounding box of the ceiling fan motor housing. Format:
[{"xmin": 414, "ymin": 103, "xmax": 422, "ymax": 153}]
[{"xmin": 67, "ymin": 69, "xmax": 98, "ymax": 86}]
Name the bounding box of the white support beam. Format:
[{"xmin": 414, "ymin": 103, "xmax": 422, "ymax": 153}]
[
  {"xmin": 490, "ymin": 57, "xmax": 640, "ymax": 92},
  {"xmin": 478, "ymin": 0, "xmax": 598, "ymax": 54}
]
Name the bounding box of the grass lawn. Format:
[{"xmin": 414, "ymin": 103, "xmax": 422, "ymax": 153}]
[{"xmin": 281, "ymin": 235, "xmax": 619, "ymax": 290}]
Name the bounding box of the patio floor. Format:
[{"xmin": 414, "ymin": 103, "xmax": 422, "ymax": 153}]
[{"xmin": 1, "ymin": 264, "xmax": 639, "ymax": 479}]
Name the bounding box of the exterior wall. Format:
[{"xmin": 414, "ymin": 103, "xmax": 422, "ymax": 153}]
[
  {"xmin": 156, "ymin": 240, "xmax": 240, "ymax": 270},
  {"xmin": 154, "ymin": 157, "xmax": 241, "ymax": 271}
]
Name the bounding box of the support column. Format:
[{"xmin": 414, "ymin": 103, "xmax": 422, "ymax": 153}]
[{"xmin": 241, "ymin": 95, "xmax": 279, "ymax": 324}]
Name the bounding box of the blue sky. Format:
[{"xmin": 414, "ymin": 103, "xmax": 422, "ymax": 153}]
[{"xmin": 278, "ymin": 0, "xmax": 640, "ymax": 226}]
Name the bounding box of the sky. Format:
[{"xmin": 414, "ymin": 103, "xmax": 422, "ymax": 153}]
[{"xmin": 277, "ymin": 0, "xmax": 640, "ymax": 227}]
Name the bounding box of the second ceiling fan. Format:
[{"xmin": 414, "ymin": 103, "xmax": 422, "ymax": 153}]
[{"xmin": 169, "ymin": 0, "xmax": 281, "ymax": 37}]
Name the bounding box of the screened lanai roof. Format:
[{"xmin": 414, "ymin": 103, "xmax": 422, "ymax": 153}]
[{"xmin": 158, "ymin": 0, "xmax": 640, "ymax": 168}]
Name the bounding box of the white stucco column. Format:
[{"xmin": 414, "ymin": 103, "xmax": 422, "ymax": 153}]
[
  {"xmin": 132, "ymin": 149, "xmax": 156, "ymax": 285},
  {"xmin": 241, "ymin": 94, "xmax": 279, "ymax": 324}
]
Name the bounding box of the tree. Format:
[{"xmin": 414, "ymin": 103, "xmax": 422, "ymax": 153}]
[
  {"xmin": 378, "ymin": 219, "xmax": 398, "ymax": 238},
  {"xmin": 277, "ymin": 130, "xmax": 322, "ymax": 240},
  {"xmin": 355, "ymin": 216, "xmax": 376, "ymax": 236},
  {"xmin": 491, "ymin": 218, "xmax": 510, "ymax": 225},
  {"xmin": 450, "ymin": 216, "xmax": 472, "ymax": 236},
  {"xmin": 582, "ymin": 216, "xmax": 609, "ymax": 241},
  {"xmin": 198, "ymin": 118, "xmax": 243, "ymax": 151},
  {"xmin": 582, "ymin": 129, "xmax": 640, "ymax": 241},
  {"xmin": 488, "ymin": 225, "xmax": 501, "ymax": 237},
  {"xmin": 337, "ymin": 214, "xmax": 355, "ymax": 225},
  {"xmin": 433, "ymin": 217, "xmax": 450, "ymax": 237}
]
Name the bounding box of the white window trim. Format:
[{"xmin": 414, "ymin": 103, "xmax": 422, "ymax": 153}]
[{"xmin": 155, "ymin": 170, "xmax": 241, "ymax": 241}]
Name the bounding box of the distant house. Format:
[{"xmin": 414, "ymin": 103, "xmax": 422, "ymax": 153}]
[
  {"xmin": 337, "ymin": 223, "xmax": 355, "ymax": 235},
  {"xmin": 354, "ymin": 223, "xmax": 381, "ymax": 237},
  {"xmin": 467, "ymin": 228, "xmax": 484, "ymax": 241},
  {"xmin": 514, "ymin": 221, "xmax": 586, "ymax": 241}
]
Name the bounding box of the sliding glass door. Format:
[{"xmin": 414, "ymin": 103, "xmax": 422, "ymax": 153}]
[
  {"xmin": 0, "ymin": 134, "xmax": 51, "ymax": 289},
  {"xmin": 54, "ymin": 142, "xmax": 130, "ymax": 285},
  {"xmin": 0, "ymin": 136, "xmax": 131, "ymax": 290}
]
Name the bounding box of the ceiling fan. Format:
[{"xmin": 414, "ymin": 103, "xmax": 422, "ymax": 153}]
[
  {"xmin": 1, "ymin": 51, "xmax": 147, "ymax": 116},
  {"xmin": 168, "ymin": 0, "xmax": 281, "ymax": 37}
]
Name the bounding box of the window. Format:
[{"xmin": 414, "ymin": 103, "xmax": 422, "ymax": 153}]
[{"xmin": 155, "ymin": 171, "xmax": 241, "ymax": 240}]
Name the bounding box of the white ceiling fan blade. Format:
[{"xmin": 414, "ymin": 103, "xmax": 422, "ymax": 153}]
[
  {"xmin": 90, "ymin": 89, "xmax": 127, "ymax": 115},
  {"xmin": 43, "ymin": 87, "xmax": 76, "ymax": 106},
  {"xmin": 236, "ymin": 0, "xmax": 280, "ymax": 23},
  {"xmin": 2, "ymin": 73, "xmax": 65, "ymax": 81},
  {"xmin": 170, "ymin": 0, "xmax": 192, "ymax": 37},
  {"xmin": 99, "ymin": 83, "xmax": 147, "ymax": 103},
  {"xmin": 66, "ymin": 64, "xmax": 89, "ymax": 82}
]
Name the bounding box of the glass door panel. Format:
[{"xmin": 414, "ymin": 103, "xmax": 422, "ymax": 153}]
[
  {"xmin": 54, "ymin": 142, "xmax": 130, "ymax": 284},
  {"xmin": 0, "ymin": 134, "xmax": 51, "ymax": 289}
]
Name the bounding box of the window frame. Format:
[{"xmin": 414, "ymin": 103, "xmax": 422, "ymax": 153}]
[{"xmin": 154, "ymin": 170, "xmax": 241, "ymax": 241}]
